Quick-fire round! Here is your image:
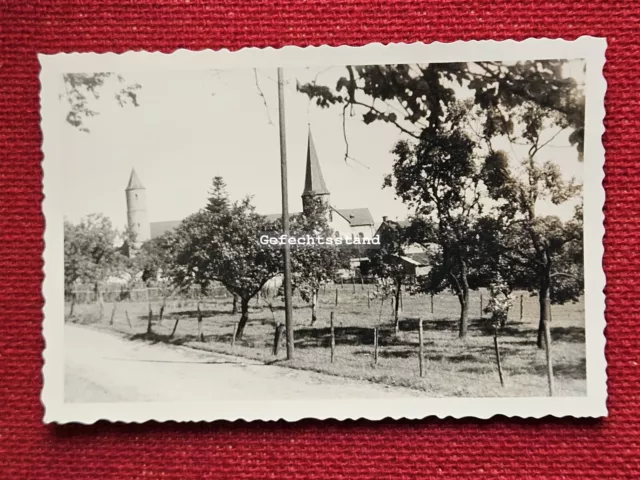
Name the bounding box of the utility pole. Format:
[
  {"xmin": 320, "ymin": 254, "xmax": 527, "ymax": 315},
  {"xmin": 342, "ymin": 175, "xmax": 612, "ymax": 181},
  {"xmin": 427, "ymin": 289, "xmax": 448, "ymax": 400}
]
[{"xmin": 277, "ymin": 67, "xmax": 294, "ymax": 359}]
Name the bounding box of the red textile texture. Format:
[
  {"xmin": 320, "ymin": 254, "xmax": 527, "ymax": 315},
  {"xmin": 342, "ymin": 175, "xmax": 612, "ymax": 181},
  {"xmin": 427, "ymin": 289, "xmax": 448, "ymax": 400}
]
[{"xmin": 0, "ymin": 1, "xmax": 638, "ymax": 478}]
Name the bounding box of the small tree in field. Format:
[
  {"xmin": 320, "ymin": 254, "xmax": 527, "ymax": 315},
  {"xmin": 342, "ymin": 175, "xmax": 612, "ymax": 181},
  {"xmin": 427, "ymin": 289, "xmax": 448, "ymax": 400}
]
[
  {"xmin": 169, "ymin": 177, "xmax": 281, "ymax": 339},
  {"xmin": 366, "ymin": 220, "xmax": 413, "ymax": 335},
  {"xmin": 480, "ymin": 102, "xmax": 584, "ymax": 348},
  {"xmin": 288, "ymin": 198, "xmax": 350, "ymax": 325},
  {"xmin": 64, "ymin": 213, "xmax": 129, "ymax": 312},
  {"xmin": 385, "ymin": 102, "xmax": 485, "ymax": 338}
]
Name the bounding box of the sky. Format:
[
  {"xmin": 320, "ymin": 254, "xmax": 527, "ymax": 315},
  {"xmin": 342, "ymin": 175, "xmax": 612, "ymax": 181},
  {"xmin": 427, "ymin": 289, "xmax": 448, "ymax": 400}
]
[{"xmin": 60, "ymin": 62, "xmax": 584, "ymax": 231}]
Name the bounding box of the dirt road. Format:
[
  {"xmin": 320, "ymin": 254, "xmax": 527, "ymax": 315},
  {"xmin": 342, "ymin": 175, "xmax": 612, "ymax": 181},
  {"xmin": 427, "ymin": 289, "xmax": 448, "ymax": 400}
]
[{"xmin": 65, "ymin": 324, "xmax": 422, "ymax": 402}]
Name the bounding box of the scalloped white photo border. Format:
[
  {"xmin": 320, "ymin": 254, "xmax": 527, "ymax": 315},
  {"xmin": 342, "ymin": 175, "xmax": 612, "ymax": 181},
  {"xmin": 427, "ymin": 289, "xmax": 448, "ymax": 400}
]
[{"xmin": 40, "ymin": 37, "xmax": 607, "ymax": 424}]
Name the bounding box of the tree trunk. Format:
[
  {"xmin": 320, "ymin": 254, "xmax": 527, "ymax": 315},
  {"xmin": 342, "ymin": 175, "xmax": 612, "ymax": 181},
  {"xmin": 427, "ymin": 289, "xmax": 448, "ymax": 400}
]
[
  {"xmin": 236, "ymin": 298, "xmax": 250, "ymax": 339},
  {"xmin": 310, "ymin": 289, "xmax": 318, "ymax": 325},
  {"xmin": 232, "ymin": 295, "xmax": 238, "ymax": 315},
  {"xmin": 458, "ymin": 294, "xmax": 469, "ymax": 338},
  {"xmin": 394, "ymin": 280, "xmax": 401, "ymax": 335},
  {"xmin": 537, "ymin": 281, "xmax": 551, "ymax": 349},
  {"xmin": 95, "ymin": 282, "xmax": 104, "ymax": 319},
  {"xmin": 537, "ymin": 258, "xmax": 552, "ymax": 348}
]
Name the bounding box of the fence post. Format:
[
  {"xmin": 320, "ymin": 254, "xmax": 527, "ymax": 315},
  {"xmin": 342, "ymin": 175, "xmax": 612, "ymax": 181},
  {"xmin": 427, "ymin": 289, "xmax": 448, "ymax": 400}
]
[
  {"xmin": 330, "ymin": 312, "xmax": 336, "ymax": 363},
  {"xmin": 367, "ymin": 292, "xmax": 371, "ymax": 309},
  {"xmin": 418, "ymin": 318, "xmax": 425, "ymax": 378},
  {"xmin": 543, "ymin": 301, "xmax": 555, "ymax": 397},
  {"xmin": 520, "ymin": 294, "xmax": 524, "ymax": 320},
  {"xmin": 430, "ymin": 293, "xmax": 434, "ymax": 314},
  {"xmin": 125, "ymin": 310, "xmax": 132, "ymax": 329},
  {"xmin": 480, "ymin": 294, "xmax": 483, "ymax": 318},
  {"xmin": 109, "ymin": 303, "xmax": 117, "ymax": 326},
  {"xmin": 352, "ymin": 277, "xmax": 356, "ymax": 294},
  {"xmin": 159, "ymin": 298, "xmax": 166, "ymax": 323},
  {"xmin": 231, "ymin": 322, "xmax": 239, "ymax": 348},
  {"xmin": 493, "ymin": 327, "xmax": 505, "ymax": 387},
  {"xmin": 169, "ymin": 317, "xmax": 180, "ymax": 338},
  {"xmin": 197, "ymin": 302, "xmax": 204, "ymax": 342},
  {"xmin": 273, "ymin": 323, "xmax": 285, "ymax": 356},
  {"xmin": 335, "ymin": 289, "xmax": 339, "ymax": 306},
  {"xmin": 373, "ymin": 327, "xmax": 379, "ymax": 365},
  {"xmin": 146, "ymin": 304, "xmax": 153, "ymax": 335},
  {"xmin": 400, "ymin": 289, "xmax": 403, "ymax": 312}
]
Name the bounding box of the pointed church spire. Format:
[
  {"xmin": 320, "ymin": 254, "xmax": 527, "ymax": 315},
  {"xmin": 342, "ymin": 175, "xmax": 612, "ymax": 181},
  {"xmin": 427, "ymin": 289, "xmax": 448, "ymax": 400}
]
[
  {"xmin": 302, "ymin": 129, "xmax": 330, "ymax": 197},
  {"xmin": 126, "ymin": 168, "xmax": 145, "ymax": 191}
]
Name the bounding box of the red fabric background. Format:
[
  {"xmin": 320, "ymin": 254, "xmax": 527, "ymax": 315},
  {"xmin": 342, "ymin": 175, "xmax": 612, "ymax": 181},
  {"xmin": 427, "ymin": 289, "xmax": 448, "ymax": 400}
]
[{"xmin": 0, "ymin": 1, "xmax": 638, "ymax": 478}]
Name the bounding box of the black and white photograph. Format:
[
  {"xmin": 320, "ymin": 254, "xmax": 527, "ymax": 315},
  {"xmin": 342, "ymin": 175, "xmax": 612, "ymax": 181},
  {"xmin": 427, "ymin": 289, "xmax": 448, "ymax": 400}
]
[{"xmin": 40, "ymin": 39, "xmax": 607, "ymax": 423}]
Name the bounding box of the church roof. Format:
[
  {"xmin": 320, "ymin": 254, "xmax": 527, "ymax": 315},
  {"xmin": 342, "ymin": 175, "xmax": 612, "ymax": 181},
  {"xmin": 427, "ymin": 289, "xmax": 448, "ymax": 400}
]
[
  {"xmin": 264, "ymin": 207, "xmax": 374, "ymax": 227},
  {"xmin": 302, "ymin": 130, "xmax": 330, "ymax": 197},
  {"xmin": 126, "ymin": 169, "xmax": 145, "ymax": 190},
  {"xmin": 333, "ymin": 208, "xmax": 375, "ymax": 226}
]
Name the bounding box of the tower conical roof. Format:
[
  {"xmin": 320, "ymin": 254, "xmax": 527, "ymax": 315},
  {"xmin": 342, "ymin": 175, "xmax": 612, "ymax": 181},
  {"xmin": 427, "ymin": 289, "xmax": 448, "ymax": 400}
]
[
  {"xmin": 302, "ymin": 130, "xmax": 330, "ymax": 196},
  {"xmin": 126, "ymin": 169, "xmax": 145, "ymax": 190}
]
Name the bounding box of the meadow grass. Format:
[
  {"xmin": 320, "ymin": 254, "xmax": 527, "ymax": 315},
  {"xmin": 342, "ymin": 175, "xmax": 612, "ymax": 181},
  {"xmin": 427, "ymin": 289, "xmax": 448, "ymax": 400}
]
[{"xmin": 69, "ymin": 284, "xmax": 586, "ymax": 397}]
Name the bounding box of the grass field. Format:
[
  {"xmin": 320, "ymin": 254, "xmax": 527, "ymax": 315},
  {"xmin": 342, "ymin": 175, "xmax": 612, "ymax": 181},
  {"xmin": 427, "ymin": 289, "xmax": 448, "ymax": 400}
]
[{"xmin": 67, "ymin": 284, "xmax": 586, "ymax": 397}]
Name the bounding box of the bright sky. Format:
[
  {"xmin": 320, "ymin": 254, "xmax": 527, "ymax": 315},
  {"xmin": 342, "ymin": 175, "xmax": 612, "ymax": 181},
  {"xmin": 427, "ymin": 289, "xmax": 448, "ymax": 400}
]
[{"xmin": 60, "ymin": 63, "xmax": 584, "ymax": 231}]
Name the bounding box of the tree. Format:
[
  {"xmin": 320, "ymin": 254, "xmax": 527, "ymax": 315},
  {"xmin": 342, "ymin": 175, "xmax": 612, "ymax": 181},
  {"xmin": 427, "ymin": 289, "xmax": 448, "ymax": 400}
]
[
  {"xmin": 169, "ymin": 177, "xmax": 281, "ymax": 339},
  {"xmin": 288, "ymin": 198, "xmax": 350, "ymax": 325},
  {"xmin": 366, "ymin": 220, "xmax": 413, "ymax": 334},
  {"xmin": 64, "ymin": 214, "xmax": 130, "ymax": 310},
  {"xmin": 384, "ymin": 103, "xmax": 485, "ymax": 338},
  {"xmin": 62, "ymin": 73, "xmax": 141, "ymax": 132},
  {"xmin": 480, "ymin": 101, "xmax": 584, "ymax": 348},
  {"xmin": 297, "ymin": 60, "xmax": 585, "ymax": 160},
  {"xmin": 135, "ymin": 231, "xmax": 177, "ymax": 286}
]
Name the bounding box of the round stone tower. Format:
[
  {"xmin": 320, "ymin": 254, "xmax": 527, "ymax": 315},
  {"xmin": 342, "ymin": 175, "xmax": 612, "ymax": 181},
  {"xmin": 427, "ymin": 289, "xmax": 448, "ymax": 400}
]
[{"xmin": 125, "ymin": 168, "xmax": 151, "ymax": 247}]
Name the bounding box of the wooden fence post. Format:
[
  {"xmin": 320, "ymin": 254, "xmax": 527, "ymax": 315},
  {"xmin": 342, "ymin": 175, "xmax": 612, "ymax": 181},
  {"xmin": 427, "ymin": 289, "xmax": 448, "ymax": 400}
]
[
  {"xmin": 520, "ymin": 294, "xmax": 524, "ymax": 320},
  {"xmin": 367, "ymin": 293, "xmax": 371, "ymax": 309},
  {"xmin": 400, "ymin": 289, "xmax": 404, "ymax": 312},
  {"xmin": 231, "ymin": 322, "xmax": 239, "ymax": 347},
  {"xmin": 146, "ymin": 304, "xmax": 153, "ymax": 335},
  {"xmin": 125, "ymin": 310, "xmax": 132, "ymax": 329},
  {"xmin": 430, "ymin": 293, "xmax": 434, "ymax": 314},
  {"xmin": 543, "ymin": 302, "xmax": 555, "ymax": 397},
  {"xmin": 109, "ymin": 303, "xmax": 117, "ymax": 326},
  {"xmin": 418, "ymin": 318, "xmax": 425, "ymax": 378},
  {"xmin": 480, "ymin": 294, "xmax": 483, "ymax": 318},
  {"xmin": 373, "ymin": 327, "xmax": 379, "ymax": 365},
  {"xmin": 493, "ymin": 328, "xmax": 505, "ymax": 387},
  {"xmin": 330, "ymin": 312, "xmax": 336, "ymax": 363},
  {"xmin": 352, "ymin": 277, "xmax": 356, "ymax": 294},
  {"xmin": 273, "ymin": 324, "xmax": 285, "ymax": 356},
  {"xmin": 169, "ymin": 317, "xmax": 180, "ymax": 338},
  {"xmin": 197, "ymin": 302, "xmax": 204, "ymax": 342},
  {"xmin": 159, "ymin": 298, "xmax": 166, "ymax": 323},
  {"xmin": 335, "ymin": 289, "xmax": 339, "ymax": 306}
]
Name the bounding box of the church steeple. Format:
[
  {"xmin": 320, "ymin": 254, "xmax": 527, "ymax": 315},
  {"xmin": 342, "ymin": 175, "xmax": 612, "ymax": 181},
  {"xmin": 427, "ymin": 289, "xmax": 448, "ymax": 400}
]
[
  {"xmin": 302, "ymin": 129, "xmax": 330, "ymax": 214},
  {"xmin": 125, "ymin": 168, "xmax": 150, "ymax": 247}
]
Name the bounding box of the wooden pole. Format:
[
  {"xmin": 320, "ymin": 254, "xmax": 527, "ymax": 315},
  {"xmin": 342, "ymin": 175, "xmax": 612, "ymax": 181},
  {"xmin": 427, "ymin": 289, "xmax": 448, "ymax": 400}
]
[
  {"xmin": 418, "ymin": 318, "xmax": 425, "ymax": 378},
  {"xmin": 480, "ymin": 294, "xmax": 483, "ymax": 318},
  {"xmin": 109, "ymin": 303, "xmax": 117, "ymax": 326},
  {"xmin": 494, "ymin": 328, "xmax": 505, "ymax": 387},
  {"xmin": 352, "ymin": 277, "xmax": 356, "ymax": 294},
  {"xmin": 231, "ymin": 322, "xmax": 238, "ymax": 347},
  {"xmin": 430, "ymin": 293, "xmax": 434, "ymax": 314},
  {"xmin": 373, "ymin": 327, "xmax": 379, "ymax": 365},
  {"xmin": 367, "ymin": 293, "xmax": 371, "ymax": 309},
  {"xmin": 400, "ymin": 289, "xmax": 403, "ymax": 312},
  {"xmin": 197, "ymin": 302, "xmax": 204, "ymax": 342},
  {"xmin": 169, "ymin": 317, "xmax": 180, "ymax": 338},
  {"xmin": 520, "ymin": 294, "xmax": 524, "ymax": 321},
  {"xmin": 146, "ymin": 304, "xmax": 153, "ymax": 335},
  {"xmin": 125, "ymin": 310, "xmax": 132, "ymax": 329},
  {"xmin": 277, "ymin": 67, "xmax": 294, "ymax": 361},
  {"xmin": 335, "ymin": 288, "xmax": 338, "ymax": 306},
  {"xmin": 330, "ymin": 312, "xmax": 336, "ymax": 363}
]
